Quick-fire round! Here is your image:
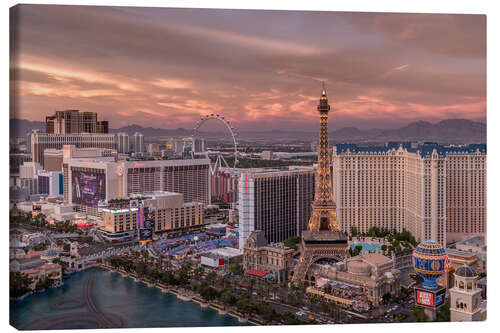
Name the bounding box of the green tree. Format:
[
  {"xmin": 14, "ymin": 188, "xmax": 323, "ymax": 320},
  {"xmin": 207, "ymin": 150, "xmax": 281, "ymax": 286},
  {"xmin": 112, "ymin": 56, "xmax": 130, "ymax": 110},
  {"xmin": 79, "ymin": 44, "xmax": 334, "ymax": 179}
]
[
  {"xmin": 349, "ymin": 245, "xmax": 363, "ymax": 257},
  {"xmin": 196, "ymin": 283, "xmax": 220, "ymax": 301},
  {"xmin": 281, "ymin": 311, "xmax": 308, "ymax": 325},
  {"xmin": 255, "ymin": 301, "xmax": 275, "ymax": 323},
  {"xmin": 227, "ymin": 263, "xmax": 243, "ymax": 275},
  {"xmin": 206, "ymin": 271, "xmax": 217, "ymax": 284},
  {"xmin": 283, "ymin": 236, "xmax": 301, "ymax": 250},
  {"xmin": 219, "ymin": 289, "xmax": 237, "ymax": 307},
  {"xmin": 236, "ymin": 297, "xmax": 251, "ymax": 313},
  {"xmin": 411, "ymin": 307, "xmax": 428, "ymax": 322},
  {"xmin": 35, "ymin": 277, "xmax": 52, "ymax": 292},
  {"xmin": 10, "ymin": 272, "xmax": 33, "ymax": 298},
  {"xmin": 434, "ymin": 302, "xmax": 451, "ymax": 322},
  {"xmin": 135, "ymin": 262, "xmax": 147, "ymax": 277},
  {"xmin": 193, "ymin": 266, "xmax": 204, "ymax": 280},
  {"xmin": 382, "ymin": 292, "xmax": 392, "ymax": 304}
]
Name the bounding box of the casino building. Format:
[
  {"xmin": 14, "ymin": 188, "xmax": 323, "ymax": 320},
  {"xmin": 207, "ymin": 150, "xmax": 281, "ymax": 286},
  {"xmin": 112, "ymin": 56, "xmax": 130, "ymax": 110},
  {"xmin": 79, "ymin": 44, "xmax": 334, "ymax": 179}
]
[
  {"xmin": 99, "ymin": 191, "xmax": 204, "ymax": 242},
  {"xmin": 62, "ymin": 158, "xmax": 210, "ymax": 216},
  {"xmin": 332, "ymin": 142, "xmax": 486, "ymax": 245},
  {"xmin": 307, "ymin": 252, "xmax": 401, "ymax": 306}
]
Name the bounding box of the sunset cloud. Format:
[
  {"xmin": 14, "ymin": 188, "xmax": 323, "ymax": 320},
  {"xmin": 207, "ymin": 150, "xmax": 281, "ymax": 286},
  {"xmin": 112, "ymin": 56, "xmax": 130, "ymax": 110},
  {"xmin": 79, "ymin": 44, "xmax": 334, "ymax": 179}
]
[{"xmin": 10, "ymin": 5, "xmax": 486, "ymax": 130}]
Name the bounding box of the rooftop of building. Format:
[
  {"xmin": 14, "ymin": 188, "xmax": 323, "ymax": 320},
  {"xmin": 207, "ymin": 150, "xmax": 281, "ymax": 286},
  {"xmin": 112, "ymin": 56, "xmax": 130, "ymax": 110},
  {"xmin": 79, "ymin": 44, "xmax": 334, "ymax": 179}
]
[
  {"xmin": 246, "ymin": 230, "xmax": 269, "ymax": 247},
  {"xmin": 240, "ymin": 167, "xmax": 315, "ymax": 176},
  {"xmin": 67, "ymin": 158, "xmax": 210, "ymax": 167},
  {"xmin": 9, "ymin": 239, "xmax": 27, "ymax": 248},
  {"xmin": 205, "ymin": 246, "xmax": 242, "ymax": 258},
  {"xmin": 456, "ymin": 235, "xmax": 486, "ymax": 247},
  {"xmin": 446, "ymin": 249, "xmax": 478, "ymax": 259},
  {"xmin": 455, "ymin": 264, "xmax": 477, "ymax": 278},
  {"xmin": 360, "ymin": 252, "xmax": 393, "ymax": 266},
  {"xmin": 130, "ymin": 191, "xmax": 182, "ymax": 199},
  {"xmin": 335, "ymin": 142, "xmax": 486, "ymax": 158}
]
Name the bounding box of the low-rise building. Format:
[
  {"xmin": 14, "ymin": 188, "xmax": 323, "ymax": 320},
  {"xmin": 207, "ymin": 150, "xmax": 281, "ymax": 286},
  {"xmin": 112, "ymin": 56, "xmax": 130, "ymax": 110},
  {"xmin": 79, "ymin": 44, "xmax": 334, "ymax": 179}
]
[
  {"xmin": 243, "ymin": 230, "xmax": 295, "ymax": 283},
  {"xmin": 200, "ymin": 247, "xmax": 242, "ymax": 268},
  {"xmin": 440, "ymin": 249, "xmax": 483, "ymax": 290},
  {"xmin": 392, "ymin": 248, "xmax": 413, "ymax": 270},
  {"xmin": 308, "ymin": 252, "xmax": 401, "ymax": 307},
  {"xmin": 454, "ymin": 236, "xmax": 487, "ymax": 272},
  {"xmin": 98, "ymin": 191, "xmax": 204, "ymax": 242},
  {"xmin": 22, "ymin": 232, "xmax": 45, "ymax": 246},
  {"xmin": 21, "ymin": 263, "xmax": 63, "ymax": 290}
]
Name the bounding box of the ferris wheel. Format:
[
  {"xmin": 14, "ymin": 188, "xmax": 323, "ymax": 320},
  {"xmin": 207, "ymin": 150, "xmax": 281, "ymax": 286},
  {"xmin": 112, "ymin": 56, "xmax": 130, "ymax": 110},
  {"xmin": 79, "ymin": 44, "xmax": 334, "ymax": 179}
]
[{"xmin": 192, "ymin": 114, "xmax": 239, "ymax": 175}]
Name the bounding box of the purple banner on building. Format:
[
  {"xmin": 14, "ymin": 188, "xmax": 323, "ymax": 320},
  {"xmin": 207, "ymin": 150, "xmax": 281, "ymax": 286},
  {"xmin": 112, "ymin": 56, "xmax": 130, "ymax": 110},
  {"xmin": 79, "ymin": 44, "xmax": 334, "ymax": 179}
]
[{"xmin": 72, "ymin": 170, "xmax": 105, "ymax": 206}]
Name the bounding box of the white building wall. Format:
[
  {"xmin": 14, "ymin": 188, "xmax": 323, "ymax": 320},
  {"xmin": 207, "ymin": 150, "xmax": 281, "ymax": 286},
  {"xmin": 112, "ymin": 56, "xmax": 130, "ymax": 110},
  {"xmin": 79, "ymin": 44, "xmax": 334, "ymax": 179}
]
[{"xmin": 238, "ymin": 173, "xmax": 255, "ymax": 249}]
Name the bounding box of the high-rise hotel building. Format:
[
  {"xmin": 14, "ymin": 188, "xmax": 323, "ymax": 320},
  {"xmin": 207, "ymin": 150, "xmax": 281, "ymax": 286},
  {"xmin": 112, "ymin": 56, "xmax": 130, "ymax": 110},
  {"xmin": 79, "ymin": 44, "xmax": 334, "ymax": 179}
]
[
  {"xmin": 31, "ymin": 133, "xmax": 117, "ymax": 166},
  {"xmin": 62, "ymin": 158, "xmax": 210, "ymax": 216},
  {"xmin": 331, "ymin": 142, "xmax": 486, "ymax": 245},
  {"xmin": 238, "ymin": 167, "xmax": 315, "ymax": 248},
  {"xmin": 45, "ymin": 110, "xmax": 108, "ymax": 134}
]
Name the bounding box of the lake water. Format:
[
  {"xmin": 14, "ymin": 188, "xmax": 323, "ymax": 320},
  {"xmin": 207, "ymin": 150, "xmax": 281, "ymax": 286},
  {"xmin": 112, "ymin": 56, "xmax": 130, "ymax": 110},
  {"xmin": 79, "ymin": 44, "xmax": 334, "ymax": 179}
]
[{"xmin": 10, "ymin": 267, "xmax": 250, "ymax": 330}]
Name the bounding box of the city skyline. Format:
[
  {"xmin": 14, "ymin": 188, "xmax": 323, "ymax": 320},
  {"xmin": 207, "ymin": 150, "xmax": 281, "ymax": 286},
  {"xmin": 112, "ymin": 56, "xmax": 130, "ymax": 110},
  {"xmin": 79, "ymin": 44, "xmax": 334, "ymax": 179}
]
[{"xmin": 10, "ymin": 5, "xmax": 486, "ymax": 131}]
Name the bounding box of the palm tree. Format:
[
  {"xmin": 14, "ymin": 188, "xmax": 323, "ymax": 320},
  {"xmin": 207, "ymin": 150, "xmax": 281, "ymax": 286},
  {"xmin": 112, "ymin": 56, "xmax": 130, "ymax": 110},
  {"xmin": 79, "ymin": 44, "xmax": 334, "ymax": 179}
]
[
  {"xmin": 271, "ymin": 285, "xmax": 278, "ymax": 300},
  {"xmin": 248, "ymin": 278, "xmax": 255, "ymax": 297}
]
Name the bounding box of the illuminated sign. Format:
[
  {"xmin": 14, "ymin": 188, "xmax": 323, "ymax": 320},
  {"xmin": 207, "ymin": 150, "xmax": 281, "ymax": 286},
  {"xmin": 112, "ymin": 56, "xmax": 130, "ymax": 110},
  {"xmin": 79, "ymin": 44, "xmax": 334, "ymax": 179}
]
[
  {"xmin": 72, "ymin": 170, "xmax": 105, "ymax": 207},
  {"xmin": 316, "ymin": 278, "xmax": 328, "ymax": 288},
  {"xmin": 415, "ymin": 287, "xmax": 446, "ymax": 308},
  {"xmin": 139, "ymin": 228, "xmax": 153, "ymax": 242},
  {"xmin": 416, "ymin": 289, "xmax": 434, "ymax": 307},
  {"xmin": 434, "ymin": 288, "xmax": 446, "ymax": 307}
]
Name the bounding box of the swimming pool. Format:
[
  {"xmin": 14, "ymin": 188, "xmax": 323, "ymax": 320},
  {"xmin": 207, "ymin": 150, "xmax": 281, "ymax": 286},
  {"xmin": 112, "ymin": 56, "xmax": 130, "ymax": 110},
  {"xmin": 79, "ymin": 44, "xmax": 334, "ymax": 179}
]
[{"xmin": 350, "ymin": 243, "xmax": 382, "ymax": 252}]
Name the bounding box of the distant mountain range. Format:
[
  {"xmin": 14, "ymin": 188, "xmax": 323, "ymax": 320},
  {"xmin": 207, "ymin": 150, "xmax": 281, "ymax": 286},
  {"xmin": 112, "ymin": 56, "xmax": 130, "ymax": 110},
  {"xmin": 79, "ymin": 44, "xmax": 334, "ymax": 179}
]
[{"xmin": 10, "ymin": 118, "xmax": 486, "ymax": 144}]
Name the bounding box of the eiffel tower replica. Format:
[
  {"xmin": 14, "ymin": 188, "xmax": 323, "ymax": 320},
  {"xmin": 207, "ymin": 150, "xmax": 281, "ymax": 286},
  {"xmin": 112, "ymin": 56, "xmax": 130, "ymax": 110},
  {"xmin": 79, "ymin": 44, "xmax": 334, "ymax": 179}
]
[{"xmin": 292, "ymin": 85, "xmax": 348, "ymax": 282}]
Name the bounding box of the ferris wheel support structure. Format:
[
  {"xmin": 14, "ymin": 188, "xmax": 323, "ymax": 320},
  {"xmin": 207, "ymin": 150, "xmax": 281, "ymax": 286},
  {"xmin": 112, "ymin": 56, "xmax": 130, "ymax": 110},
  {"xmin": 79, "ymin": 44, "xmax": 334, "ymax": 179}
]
[{"xmin": 192, "ymin": 114, "xmax": 239, "ymax": 176}]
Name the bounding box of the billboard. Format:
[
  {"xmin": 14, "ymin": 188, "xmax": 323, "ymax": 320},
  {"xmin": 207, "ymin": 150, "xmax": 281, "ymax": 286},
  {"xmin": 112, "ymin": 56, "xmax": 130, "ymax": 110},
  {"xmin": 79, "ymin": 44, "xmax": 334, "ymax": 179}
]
[
  {"xmin": 416, "ymin": 289, "xmax": 434, "ymax": 307},
  {"xmin": 72, "ymin": 170, "xmax": 105, "ymax": 206},
  {"xmin": 316, "ymin": 278, "xmax": 328, "ymax": 288},
  {"xmin": 415, "ymin": 287, "xmax": 446, "ymax": 308},
  {"xmin": 144, "ymin": 208, "xmax": 155, "ymax": 229},
  {"xmin": 144, "ymin": 219, "xmax": 155, "ymax": 230},
  {"xmin": 434, "ymin": 287, "xmax": 446, "ymax": 307},
  {"xmin": 139, "ymin": 228, "xmax": 153, "ymax": 242}
]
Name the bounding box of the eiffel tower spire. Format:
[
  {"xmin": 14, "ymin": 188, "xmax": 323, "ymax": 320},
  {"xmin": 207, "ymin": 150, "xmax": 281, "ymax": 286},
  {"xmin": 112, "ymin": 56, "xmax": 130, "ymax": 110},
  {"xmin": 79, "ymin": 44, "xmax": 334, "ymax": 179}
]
[{"xmin": 308, "ymin": 85, "xmax": 339, "ymax": 231}]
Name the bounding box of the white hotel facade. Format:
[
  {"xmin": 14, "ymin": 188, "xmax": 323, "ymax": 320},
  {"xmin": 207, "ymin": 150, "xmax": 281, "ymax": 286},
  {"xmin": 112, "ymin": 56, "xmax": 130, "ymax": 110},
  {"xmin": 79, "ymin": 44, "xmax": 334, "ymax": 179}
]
[{"xmin": 332, "ymin": 142, "xmax": 486, "ymax": 245}]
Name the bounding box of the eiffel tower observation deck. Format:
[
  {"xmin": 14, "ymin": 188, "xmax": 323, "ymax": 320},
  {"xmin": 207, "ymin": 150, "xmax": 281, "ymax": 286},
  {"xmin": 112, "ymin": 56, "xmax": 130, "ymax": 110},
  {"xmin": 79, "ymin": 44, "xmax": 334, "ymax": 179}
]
[{"xmin": 292, "ymin": 85, "xmax": 348, "ymax": 282}]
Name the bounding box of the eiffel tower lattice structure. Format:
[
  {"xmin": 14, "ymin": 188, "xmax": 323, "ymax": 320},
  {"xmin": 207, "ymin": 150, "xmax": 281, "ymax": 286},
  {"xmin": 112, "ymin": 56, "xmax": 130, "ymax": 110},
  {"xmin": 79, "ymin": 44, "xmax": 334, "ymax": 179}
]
[{"xmin": 292, "ymin": 85, "xmax": 348, "ymax": 282}]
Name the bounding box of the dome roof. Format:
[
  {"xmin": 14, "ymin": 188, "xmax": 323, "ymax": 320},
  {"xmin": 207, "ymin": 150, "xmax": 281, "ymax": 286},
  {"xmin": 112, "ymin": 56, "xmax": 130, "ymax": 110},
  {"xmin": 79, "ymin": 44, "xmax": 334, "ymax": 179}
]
[
  {"xmin": 41, "ymin": 249, "xmax": 57, "ymax": 259},
  {"xmin": 455, "ymin": 265, "xmax": 477, "ymax": 278}
]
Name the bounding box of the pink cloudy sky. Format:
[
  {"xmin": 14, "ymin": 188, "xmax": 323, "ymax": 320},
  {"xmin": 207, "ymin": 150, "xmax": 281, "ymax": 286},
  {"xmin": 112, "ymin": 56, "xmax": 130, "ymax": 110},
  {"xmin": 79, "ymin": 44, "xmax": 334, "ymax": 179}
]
[{"xmin": 10, "ymin": 5, "xmax": 486, "ymax": 131}]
